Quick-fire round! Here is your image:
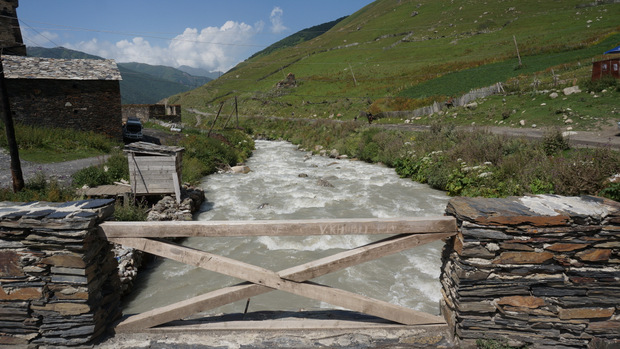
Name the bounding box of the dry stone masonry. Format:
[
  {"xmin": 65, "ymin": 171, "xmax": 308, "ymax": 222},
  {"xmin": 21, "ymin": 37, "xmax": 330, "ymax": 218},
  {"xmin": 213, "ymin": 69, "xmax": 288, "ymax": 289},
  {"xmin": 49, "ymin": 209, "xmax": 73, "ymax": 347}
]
[
  {"xmin": 441, "ymin": 195, "xmax": 620, "ymax": 348},
  {"xmin": 0, "ymin": 199, "xmax": 120, "ymax": 347}
]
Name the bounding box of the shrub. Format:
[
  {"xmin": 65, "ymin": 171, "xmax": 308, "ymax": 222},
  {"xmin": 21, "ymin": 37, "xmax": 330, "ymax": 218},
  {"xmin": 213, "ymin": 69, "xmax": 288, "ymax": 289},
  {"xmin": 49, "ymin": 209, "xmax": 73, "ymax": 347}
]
[
  {"xmin": 583, "ymin": 75, "xmax": 619, "ymax": 93},
  {"xmin": 0, "ymin": 172, "xmax": 75, "ymax": 202},
  {"xmin": 72, "ymin": 165, "xmax": 111, "ymax": 187},
  {"xmin": 113, "ymin": 200, "xmax": 149, "ymax": 221},
  {"xmin": 541, "ymin": 129, "xmax": 570, "ymax": 156},
  {"xmin": 182, "ymin": 156, "xmax": 209, "ymax": 185},
  {"xmin": 599, "ymin": 182, "xmax": 620, "ymax": 201}
]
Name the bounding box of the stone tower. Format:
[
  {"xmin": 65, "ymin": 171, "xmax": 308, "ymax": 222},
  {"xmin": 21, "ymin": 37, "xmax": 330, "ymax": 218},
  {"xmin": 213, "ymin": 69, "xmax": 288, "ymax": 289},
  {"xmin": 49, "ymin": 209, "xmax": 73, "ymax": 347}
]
[{"xmin": 0, "ymin": 0, "xmax": 26, "ymax": 55}]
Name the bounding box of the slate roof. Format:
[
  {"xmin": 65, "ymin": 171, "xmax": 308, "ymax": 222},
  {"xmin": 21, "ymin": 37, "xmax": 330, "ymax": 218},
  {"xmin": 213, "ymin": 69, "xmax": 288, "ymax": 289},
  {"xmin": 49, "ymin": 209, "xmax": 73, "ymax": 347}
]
[{"xmin": 1, "ymin": 56, "xmax": 122, "ymax": 81}]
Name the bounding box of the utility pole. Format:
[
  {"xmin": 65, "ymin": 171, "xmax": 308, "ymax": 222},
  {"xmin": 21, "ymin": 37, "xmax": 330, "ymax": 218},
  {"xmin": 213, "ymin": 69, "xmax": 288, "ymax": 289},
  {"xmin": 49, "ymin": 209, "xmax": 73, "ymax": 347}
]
[
  {"xmin": 513, "ymin": 35, "xmax": 522, "ymax": 68},
  {"xmin": 0, "ymin": 55, "xmax": 24, "ymax": 192}
]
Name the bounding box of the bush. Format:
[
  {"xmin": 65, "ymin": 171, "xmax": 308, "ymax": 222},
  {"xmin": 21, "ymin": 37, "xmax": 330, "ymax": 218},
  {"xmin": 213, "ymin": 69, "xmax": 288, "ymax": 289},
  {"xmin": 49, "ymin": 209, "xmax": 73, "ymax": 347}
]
[
  {"xmin": 71, "ymin": 151, "xmax": 129, "ymax": 187},
  {"xmin": 113, "ymin": 200, "xmax": 149, "ymax": 221},
  {"xmin": 182, "ymin": 156, "xmax": 209, "ymax": 185},
  {"xmin": 599, "ymin": 182, "xmax": 620, "ymax": 201},
  {"xmin": 0, "ymin": 172, "xmax": 75, "ymax": 202},
  {"xmin": 541, "ymin": 129, "xmax": 570, "ymax": 156},
  {"xmin": 583, "ymin": 75, "xmax": 619, "ymax": 93}
]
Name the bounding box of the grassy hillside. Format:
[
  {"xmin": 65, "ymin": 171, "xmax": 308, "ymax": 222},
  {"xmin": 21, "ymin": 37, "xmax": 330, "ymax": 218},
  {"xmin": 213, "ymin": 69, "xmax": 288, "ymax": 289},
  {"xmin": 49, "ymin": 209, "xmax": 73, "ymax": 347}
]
[
  {"xmin": 248, "ymin": 16, "xmax": 347, "ymax": 59},
  {"xmin": 169, "ymin": 0, "xmax": 619, "ymax": 124},
  {"xmin": 27, "ymin": 46, "xmax": 209, "ymax": 104}
]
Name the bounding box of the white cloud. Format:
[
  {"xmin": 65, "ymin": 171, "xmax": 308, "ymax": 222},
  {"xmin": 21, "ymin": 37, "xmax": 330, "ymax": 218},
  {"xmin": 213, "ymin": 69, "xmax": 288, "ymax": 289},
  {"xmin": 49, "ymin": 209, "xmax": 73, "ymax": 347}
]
[
  {"xmin": 270, "ymin": 6, "xmax": 287, "ymax": 34},
  {"xmin": 66, "ymin": 20, "xmax": 262, "ymax": 72},
  {"xmin": 21, "ymin": 29, "xmax": 59, "ymax": 48}
]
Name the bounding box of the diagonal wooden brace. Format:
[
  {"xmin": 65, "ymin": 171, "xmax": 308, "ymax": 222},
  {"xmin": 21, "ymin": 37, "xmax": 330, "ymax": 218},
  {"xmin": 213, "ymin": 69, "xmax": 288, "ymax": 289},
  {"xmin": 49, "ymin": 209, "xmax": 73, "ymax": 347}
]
[{"xmin": 112, "ymin": 233, "xmax": 451, "ymax": 331}]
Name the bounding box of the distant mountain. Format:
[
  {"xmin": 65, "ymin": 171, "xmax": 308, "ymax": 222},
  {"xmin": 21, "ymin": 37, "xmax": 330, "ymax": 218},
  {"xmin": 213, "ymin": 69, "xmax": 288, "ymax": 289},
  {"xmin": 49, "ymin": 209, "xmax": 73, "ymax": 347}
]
[
  {"xmin": 178, "ymin": 65, "xmax": 222, "ymax": 80},
  {"xmin": 26, "ymin": 46, "xmax": 210, "ymax": 104},
  {"xmin": 27, "ymin": 46, "xmax": 103, "ymax": 60},
  {"xmin": 121, "ymin": 62, "xmax": 210, "ymax": 89}
]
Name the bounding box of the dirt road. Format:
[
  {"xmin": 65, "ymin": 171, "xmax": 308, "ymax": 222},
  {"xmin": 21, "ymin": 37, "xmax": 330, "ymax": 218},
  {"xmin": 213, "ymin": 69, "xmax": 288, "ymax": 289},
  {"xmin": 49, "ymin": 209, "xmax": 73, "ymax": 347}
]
[
  {"xmin": 376, "ymin": 122, "xmax": 620, "ymax": 150},
  {"xmin": 0, "ymin": 149, "xmax": 110, "ymax": 188}
]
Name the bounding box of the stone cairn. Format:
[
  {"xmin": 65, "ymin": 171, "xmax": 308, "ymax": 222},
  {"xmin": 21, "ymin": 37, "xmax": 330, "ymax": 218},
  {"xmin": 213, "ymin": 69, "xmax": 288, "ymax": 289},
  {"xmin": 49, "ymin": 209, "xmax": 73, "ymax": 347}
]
[
  {"xmin": 114, "ymin": 186, "xmax": 205, "ymax": 295},
  {"xmin": 441, "ymin": 195, "xmax": 620, "ymax": 348},
  {"xmin": 0, "ymin": 199, "xmax": 120, "ymax": 347}
]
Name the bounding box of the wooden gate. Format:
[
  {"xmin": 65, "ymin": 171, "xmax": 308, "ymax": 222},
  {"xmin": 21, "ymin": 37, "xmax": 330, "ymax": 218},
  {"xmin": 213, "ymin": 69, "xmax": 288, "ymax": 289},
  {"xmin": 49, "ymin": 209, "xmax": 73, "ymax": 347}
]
[{"xmin": 98, "ymin": 216, "xmax": 457, "ymax": 331}]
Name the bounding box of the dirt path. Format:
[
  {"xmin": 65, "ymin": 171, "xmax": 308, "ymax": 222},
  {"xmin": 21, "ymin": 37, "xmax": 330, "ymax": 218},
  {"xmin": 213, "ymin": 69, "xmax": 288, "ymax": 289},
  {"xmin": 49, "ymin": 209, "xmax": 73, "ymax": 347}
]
[
  {"xmin": 0, "ymin": 149, "xmax": 110, "ymax": 188},
  {"xmin": 376, "ymin": 122, "xmax": 620, "ymax": 150}
]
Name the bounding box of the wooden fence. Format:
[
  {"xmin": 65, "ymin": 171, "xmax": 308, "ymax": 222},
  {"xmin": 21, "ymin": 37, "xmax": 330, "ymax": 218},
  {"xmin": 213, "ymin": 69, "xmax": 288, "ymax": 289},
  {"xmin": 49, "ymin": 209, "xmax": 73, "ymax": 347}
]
[{"xmin": 98, "ymin": 217, "xmax": 457, "ymax": 331}]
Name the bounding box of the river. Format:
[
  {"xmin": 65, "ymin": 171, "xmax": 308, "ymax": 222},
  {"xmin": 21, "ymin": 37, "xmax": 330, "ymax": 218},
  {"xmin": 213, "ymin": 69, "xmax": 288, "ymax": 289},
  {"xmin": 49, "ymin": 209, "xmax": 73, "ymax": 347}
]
[{"xmin": 122, "ymin": 140, "xmax": 450, "ymax": 317}]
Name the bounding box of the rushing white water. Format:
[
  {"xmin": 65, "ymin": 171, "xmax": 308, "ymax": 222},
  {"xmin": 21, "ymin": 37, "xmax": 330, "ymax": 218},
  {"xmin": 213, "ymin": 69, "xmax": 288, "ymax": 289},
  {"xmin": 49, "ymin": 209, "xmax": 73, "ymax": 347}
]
[{"xmin": 123, "ymin": 140, "xmax": 450, "ymax": 317}]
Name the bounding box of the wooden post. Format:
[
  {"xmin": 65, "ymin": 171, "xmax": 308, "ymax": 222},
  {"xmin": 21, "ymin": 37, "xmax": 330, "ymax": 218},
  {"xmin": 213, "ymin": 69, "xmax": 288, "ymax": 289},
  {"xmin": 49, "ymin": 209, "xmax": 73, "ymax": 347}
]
[
  {"xmin": 0, "ymin": 55, "xmax": 24, "ymax": 192},
  {"xmin": 513, "ymin": 35, "xmax": 522, "ymax": 68},
  {"xmin": 235, "ymin": 96, "xmax": 239, "ymax": 128},
  {"xmin": 207, "ymin": 102, "xmax": 224, "ymax": 136},
  {"xmin": 222, "ymin": 100, "xmax": 235, "ymax": 129},
  {"xmin": 348, "ymin": 63, "xmax": 358, "ymax": 86}
]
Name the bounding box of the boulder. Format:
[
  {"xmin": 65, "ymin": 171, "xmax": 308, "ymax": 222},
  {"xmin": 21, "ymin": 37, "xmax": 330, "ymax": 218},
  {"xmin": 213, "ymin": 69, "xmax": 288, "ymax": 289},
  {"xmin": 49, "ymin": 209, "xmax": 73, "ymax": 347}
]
[
  {"xmin": 563, "ymin": 86, "xmax": 581, "ymax": 96},
  {"xmin": 231, "ymin": 165, "xmax": 251, "ymax": 174},
  {"xmin": 317, "ymin": 178, "xmax": 334, "ymax": 188},
  {"xmin": 466, "ymin": 102, "xmax": 478, "ymax": 110}
]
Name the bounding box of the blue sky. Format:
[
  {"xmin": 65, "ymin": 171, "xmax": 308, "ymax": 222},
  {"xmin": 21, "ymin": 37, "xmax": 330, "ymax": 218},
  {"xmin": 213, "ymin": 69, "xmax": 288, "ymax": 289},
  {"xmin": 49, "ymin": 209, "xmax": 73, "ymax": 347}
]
[{"xmin": 17, "ymin": 1, "xmax": 373, "ymax": 72}]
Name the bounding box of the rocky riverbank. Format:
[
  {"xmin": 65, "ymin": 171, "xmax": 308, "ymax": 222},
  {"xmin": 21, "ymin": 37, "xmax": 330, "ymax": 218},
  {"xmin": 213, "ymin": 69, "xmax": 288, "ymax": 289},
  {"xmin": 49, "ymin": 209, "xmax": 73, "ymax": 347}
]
[{"xmin": 114, "ymin": 186, "xmax": 205, "ymax": 295}]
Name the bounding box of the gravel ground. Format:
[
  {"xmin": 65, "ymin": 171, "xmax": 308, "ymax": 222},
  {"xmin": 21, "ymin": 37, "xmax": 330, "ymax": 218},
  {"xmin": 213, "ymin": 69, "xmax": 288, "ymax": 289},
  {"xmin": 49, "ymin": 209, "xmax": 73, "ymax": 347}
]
[{"xmin": 0, "ymin": 148, "xmax": 110, "ymax": 188}]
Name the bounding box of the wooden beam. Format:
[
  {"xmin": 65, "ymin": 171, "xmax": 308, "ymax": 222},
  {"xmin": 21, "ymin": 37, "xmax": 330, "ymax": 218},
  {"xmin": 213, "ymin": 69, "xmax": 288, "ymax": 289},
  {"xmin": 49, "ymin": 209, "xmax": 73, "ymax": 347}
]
[
  {"xmin": 113, "ymin": 233, "xmax": 449, "ymax": 331},
  {"xmin": 100, "ymin": 216, "xmax": 457, "ymax": 238},
  {"xmin": 279, "ymin": 232, "xmax": 453, "ymax": 282}
]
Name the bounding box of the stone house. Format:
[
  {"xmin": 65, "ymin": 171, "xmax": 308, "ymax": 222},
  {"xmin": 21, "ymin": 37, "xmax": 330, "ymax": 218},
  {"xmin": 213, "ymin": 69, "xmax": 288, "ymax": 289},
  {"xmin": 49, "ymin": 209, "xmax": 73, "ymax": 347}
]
[
  {"xmin": 2, "ymin": 56, "xmax": 123, "ymax": 140},
  {"xmin": 0, "ymin": 0, "xmax": 26, "ymax": 55},
  {"xmin": 122, "ymin": 103, "xmax": 181, "ymax": 123}
]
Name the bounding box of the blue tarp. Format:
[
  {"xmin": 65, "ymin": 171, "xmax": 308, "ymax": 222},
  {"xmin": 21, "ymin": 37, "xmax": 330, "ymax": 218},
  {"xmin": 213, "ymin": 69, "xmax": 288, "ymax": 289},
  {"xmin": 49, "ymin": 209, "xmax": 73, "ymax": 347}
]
[{"xmin": 604, "ymin": 45, "xmax": 620, "ymax": 54}]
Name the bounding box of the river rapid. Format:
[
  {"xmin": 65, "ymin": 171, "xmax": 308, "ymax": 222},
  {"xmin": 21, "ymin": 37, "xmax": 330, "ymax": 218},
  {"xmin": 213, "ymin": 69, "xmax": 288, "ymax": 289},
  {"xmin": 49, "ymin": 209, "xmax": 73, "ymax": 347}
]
[{"xmin": 123, "ymin": 140, "xmax": 450, "ymax": 317}]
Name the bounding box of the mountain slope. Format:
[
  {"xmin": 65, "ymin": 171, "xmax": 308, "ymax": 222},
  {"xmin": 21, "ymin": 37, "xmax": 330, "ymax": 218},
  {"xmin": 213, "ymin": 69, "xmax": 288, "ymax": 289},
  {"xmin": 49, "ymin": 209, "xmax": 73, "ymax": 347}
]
[
  {"xmin": 26, "ymin": 46, "xmax": 210, "ymax": 104},
  {"xmin": 120, "ymin": 62, "xmax": 210, "ymax": 89},
  {"xmin": 248, "ymin": 16, "xmax": 347, "ymax": 60},
  {"xmin": 168, "ymin": 0, "xmax": 620, "ymax": 119}
]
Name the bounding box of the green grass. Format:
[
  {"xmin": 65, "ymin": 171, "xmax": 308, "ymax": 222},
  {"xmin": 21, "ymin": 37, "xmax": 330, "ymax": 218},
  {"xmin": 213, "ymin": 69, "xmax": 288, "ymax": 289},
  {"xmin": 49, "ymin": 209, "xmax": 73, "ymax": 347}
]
[
  {"xmin": 398, "ymin": 34, "xmax": 620, "ymax": 99},
  {"xmin": 0, "ymin": 122, "xmax": 121, "ymax": 163},
  {"xmin": 407, "ymin": 80, "xmax": 619, "ymax": 130}
]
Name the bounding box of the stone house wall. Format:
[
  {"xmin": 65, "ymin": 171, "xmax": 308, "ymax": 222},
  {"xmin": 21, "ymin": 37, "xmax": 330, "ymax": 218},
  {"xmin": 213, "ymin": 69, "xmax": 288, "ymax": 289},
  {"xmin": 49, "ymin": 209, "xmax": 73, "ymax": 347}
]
[
  {"xmin": 122, "ymin": 104, "xmax": 181, "ymax": 123},
  {"xmin": 441, "ymin": 195, "xmax": 620, "ymax": 348},
  {"xmin": 0, "ymin": 0, "xmax": 26, "ymax": 55},
  {"xmin": 0, "ymin": 199, "xmax": 121, "ymax": 347},
  {"xmin": 6, "ymin": 79, "xmax": 122, "ymax": 140}
]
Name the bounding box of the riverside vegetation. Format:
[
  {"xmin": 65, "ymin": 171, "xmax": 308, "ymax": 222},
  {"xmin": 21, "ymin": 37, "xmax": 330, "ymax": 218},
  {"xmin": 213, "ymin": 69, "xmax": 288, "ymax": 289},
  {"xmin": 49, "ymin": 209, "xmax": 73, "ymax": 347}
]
[{"xmin": 239, "ymin": 115, "xmax": 620, "ymax": 202}]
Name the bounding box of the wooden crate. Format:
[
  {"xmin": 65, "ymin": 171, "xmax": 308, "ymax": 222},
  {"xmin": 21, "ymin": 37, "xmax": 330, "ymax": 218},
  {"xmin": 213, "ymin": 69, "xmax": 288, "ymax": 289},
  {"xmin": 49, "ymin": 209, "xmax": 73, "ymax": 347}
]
[{"xmin": 125, "ymin": 142, "xmax": 184, "ymax": 201}]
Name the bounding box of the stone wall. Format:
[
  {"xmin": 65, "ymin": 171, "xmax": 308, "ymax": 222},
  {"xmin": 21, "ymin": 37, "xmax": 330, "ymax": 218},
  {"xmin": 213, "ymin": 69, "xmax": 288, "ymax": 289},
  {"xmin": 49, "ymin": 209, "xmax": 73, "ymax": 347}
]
[
  {"xmin": 0, "ymin": 0, "xmax": 26, "ymax": 56},
  {"xmin": 6, "ymin": 79, "xmax": 122, "ymax": 140},
  {"xmin": 122, "ymin": 104, "xmax": 181, "ymax": 123},
  {"xmin": 0, "ymin": 199, "xmax": 121, "ymax": 347},
  {"xmin": 441, "ymin": 195, "xmax": 620, "ymax": 348}
]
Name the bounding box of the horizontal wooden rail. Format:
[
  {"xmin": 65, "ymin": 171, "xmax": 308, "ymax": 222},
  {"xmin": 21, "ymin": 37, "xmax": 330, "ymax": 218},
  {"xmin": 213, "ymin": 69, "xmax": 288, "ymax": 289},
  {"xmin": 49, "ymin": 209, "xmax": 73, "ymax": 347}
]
[{"xmin": 99, "ymin": 216, "xmax": 457, "ymax": 238}]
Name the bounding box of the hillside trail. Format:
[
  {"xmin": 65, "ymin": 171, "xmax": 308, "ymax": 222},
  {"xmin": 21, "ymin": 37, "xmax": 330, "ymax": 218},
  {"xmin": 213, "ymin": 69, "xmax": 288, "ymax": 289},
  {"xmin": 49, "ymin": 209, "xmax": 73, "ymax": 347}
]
[{"xmin": 377, "ymin": 120, "xmax": 620, "ymax": 150}]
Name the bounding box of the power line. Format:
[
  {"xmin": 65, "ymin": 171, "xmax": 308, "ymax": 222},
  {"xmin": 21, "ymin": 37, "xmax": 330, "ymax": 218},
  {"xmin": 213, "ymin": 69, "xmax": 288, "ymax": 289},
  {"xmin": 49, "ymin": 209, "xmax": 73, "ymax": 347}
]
[{"xmin": 18, "ymin": 19, "xmax": 61, "ymax": 48}]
